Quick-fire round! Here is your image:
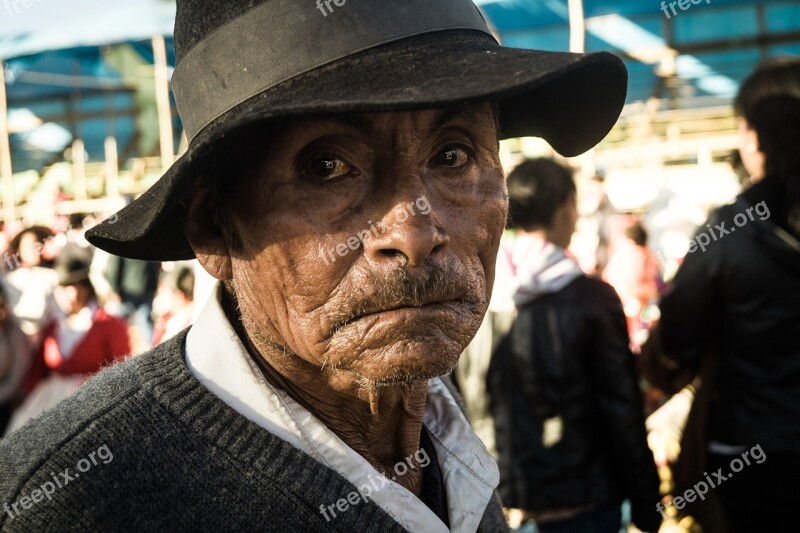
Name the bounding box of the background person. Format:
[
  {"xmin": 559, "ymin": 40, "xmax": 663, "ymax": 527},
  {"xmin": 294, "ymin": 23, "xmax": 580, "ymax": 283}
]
[
  {"xmin": 44, "ymin": 257, "xmax": 131, "ymax": 377},
  {"xmin": 603, "ymin": 220, "xmax": 663, "ymax": 351},
  {"xmin": 151, "ymin": 266, "xmax": 195, "ymax": 346},
  {"xmin": 5, "ymin": 257, "xmax": 131, "ymax": 435},
  {"xmin": 60, "ymin": 213, "xmax": 95, "ymax": 265},
  {"xmin": 0, "ymin": 287, "xmax": 32, "ymax": 435},
  {"xmin": 1, "ymin": 227, "xmax": 59, "ymax": 347},
  {"xmin": 658, "ymin": 57, "xmax": 800, "ymax": 533},
  {"xmin": 105, "ymin": 255, "xmax": 161, "ymax": 350},
  {"xmin": 484, "ymin": 158, "xmax": 661, "ymax": 533}
]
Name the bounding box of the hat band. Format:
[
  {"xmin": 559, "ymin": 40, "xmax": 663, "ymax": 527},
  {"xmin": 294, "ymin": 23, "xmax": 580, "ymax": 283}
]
[{"xmin": 171, "ymin": 0, "xmax": 494, "ymax": 141}]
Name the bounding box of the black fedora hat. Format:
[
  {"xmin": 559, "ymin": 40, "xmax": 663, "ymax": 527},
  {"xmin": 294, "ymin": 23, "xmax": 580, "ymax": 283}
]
[{"xmin": 86, "ymin": 0, "xmax": 628, "ymax": 261}]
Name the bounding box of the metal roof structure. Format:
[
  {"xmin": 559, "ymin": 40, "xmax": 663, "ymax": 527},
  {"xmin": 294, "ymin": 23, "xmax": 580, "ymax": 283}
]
[
  {"xmin": 477, "ymin": 0, "xmax": 800, "ymax": 106},
  {"xmin": 0, "ymin": 1, "xmax": 177, "ymax": 176}
]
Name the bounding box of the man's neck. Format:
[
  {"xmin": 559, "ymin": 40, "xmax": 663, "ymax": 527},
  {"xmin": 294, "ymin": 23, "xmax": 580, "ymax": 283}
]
[{"xmin": 221, "ymin": 287, "xmax": 428, "ymax": 495}]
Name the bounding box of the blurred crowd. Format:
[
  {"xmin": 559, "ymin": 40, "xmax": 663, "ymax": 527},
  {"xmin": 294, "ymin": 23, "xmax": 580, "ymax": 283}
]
[
  {"xmin": 453, "ymin": 57, "xmax": 800, "ymax": 533},
  {"xmin": 0, "ymin": 214, "xmax": 196, "ymax": 435}
]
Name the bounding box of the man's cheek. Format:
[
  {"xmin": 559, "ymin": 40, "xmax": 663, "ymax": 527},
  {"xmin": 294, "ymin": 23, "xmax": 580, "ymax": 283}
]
[
  {"xmin": 473, "ymin": 199, "xmax": 507, "ymax": 258},
  {"xmin": 474, "ymin": 204, "xmax": 507, "ymax": 302}
]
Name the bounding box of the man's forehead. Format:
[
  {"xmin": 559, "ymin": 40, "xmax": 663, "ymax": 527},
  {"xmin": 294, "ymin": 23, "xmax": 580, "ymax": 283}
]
[{"xmin": 289, "ymin": 102, "xmax": 496, "ymax": 134}]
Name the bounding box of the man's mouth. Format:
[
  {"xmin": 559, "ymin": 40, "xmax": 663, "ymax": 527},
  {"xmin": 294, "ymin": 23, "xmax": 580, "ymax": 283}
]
[{"xmin": 331, "ymin": 298, "xmax": 468, "ymax": 333}]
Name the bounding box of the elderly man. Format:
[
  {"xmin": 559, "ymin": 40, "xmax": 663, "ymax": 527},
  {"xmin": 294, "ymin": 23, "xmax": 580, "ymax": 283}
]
[{"xmin": 0, "ymin": 0, "xmax": 627, "ymax": 531}]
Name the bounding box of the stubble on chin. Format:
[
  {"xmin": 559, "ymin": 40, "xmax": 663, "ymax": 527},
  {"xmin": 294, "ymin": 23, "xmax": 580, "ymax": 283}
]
[{"xmin": 223, "ymin": 262, "xmax": 486, "ymax": 392}]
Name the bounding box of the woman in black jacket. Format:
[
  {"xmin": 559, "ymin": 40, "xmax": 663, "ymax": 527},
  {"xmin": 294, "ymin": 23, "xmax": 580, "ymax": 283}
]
[
  {"xmin": 659, "ymin": 58, "xmax": 800, "ymax": 533},
  {"xmin": 486, "ymin": 159, "xmax": 661, "ymax": 533}
]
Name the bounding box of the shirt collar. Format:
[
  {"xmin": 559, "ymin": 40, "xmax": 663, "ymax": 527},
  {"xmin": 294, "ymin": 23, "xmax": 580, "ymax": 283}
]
[{"xmin": 185, "ymin": 282, "xmax": 498, "ymax": 533}]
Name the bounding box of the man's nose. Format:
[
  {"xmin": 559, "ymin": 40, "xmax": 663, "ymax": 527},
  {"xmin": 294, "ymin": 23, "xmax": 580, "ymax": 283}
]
[{"xmin": 363, "ymin": 201, "xmax": 449, "ymax": 268}]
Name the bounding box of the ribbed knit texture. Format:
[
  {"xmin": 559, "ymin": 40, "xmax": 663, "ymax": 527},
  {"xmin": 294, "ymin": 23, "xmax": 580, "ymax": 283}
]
[{"xmin": 0, "ymin": 331, "xmax": 505, "ymax": 532}]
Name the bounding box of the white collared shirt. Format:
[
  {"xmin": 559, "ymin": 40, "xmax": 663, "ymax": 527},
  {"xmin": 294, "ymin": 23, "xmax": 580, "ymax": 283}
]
[{"xmin": 185, "ymin": 283, "xmax": 499, "ymax": 533}]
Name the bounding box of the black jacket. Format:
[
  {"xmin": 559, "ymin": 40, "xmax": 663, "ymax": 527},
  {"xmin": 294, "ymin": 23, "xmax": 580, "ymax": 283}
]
[
  {"xmin": 487, "ymin": 275, "xmax": 661, "ymax": 532},
  {"xmin": 660, "ymin": 178, "xmax": 800, "ymax": 454}
]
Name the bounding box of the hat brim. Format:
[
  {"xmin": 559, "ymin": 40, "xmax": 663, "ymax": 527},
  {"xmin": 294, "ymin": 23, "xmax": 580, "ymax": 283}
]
[{"xmin": 87, "ymin": 31, "xmax": 627, "ymax": 260}]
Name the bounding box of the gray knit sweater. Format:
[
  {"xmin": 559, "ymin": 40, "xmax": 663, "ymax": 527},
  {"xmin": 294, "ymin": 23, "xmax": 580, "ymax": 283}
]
[{"xmin": 0, "ymin": 331, "xmax": 507, "ymax": 532}]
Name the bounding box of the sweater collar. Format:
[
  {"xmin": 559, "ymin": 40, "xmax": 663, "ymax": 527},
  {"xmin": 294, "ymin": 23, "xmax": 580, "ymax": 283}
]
[{"xmin": 184, "ymin": 282, "xmax": 498, "ymax": 533}]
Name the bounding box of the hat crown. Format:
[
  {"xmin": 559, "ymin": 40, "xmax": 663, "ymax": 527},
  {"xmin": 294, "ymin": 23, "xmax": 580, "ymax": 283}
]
[
  {"xmin": 173, "ymin": 0, "xmax": 487, "ymax": 63},
  {"xmin": 170, "ymin": 0, "xmax": 492, "ymax": 142},
  {"xmin": 174, "ymin": 0, "xmax": 264, "ymax": 61}
]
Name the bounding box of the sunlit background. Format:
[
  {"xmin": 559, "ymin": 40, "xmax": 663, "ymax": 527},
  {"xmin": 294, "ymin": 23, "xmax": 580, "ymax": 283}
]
[{"xmin": 1, "ymin": 0, "xmax": 799, "ymax": 279}]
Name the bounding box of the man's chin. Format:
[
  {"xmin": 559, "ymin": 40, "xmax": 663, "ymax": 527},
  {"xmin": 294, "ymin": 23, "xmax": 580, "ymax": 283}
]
[
  {"xmin": 348, "ymin": 338, "xmax": 464, "ymax": 390},
  {"xmin": 366, "ymin": 363, "xmax": 455, "ymax": 389}
]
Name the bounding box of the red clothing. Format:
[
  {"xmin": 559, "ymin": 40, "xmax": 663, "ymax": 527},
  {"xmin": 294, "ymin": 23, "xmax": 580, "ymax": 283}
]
[{"xmin": 40, "ymin": 308, "xmax": 131, "ymax": 377}]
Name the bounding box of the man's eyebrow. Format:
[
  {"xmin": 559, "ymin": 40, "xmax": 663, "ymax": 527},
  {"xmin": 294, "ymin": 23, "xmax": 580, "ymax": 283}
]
[
  {"xmin": 428, "ymin": 105, "xmax": 484, "ymax": 135},
  {"xmin": 308, "ymin": 105, "xmax": 486, "ymax": 135}
]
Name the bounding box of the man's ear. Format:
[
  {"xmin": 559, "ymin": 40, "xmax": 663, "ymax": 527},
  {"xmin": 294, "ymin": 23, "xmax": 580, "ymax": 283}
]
[{"xmin": 184, "ymin": 181, "xmax": 233, "ymax": 280}]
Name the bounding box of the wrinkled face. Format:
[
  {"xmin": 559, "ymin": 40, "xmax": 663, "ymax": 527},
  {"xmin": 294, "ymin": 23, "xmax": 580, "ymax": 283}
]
[{"xmin": 223, "ymin": 104, "xmax": 507, "ymax": 389}]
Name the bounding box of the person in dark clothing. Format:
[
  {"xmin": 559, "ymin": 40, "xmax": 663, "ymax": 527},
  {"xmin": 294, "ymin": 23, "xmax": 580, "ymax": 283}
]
[
  {"xmin": 105, "ymin": 255, "xmax": 161, "ymax": 345},
  {"xmin": 0, "ymin": 287, "xmax": 31, "ymax": 435},
  {"xmin": 485, "ymin": 158, "xmax": 661, "ymax": 533},
  {"xmin": 659, "ymin": 57, "xmax": 800, "ymax": 533}
]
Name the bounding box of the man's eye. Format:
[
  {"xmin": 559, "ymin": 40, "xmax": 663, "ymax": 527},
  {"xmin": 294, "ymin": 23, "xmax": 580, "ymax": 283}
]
[
  {"xmin": 308, "ymin": 154, "xmax": 353, "ymax": 180},
  {"xmin": 431, "ymin": 145, "xmax": 471, "ymax": 168}
]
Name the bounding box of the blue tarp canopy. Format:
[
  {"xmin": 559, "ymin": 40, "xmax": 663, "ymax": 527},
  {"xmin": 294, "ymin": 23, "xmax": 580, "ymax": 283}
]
[
  {"xmin": 0, "ymin": 0, "xmax": 177, "ymax": 173},
  {"xmin": 476, "ymin": 0, "xmax": 800, "ymax": 104},
  {"xmin": 0, "ymin": 0, "xmax": 175, "ymax": 59}
]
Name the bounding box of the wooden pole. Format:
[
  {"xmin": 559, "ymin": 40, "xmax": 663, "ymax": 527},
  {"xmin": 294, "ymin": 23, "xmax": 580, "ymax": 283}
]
[
  {"xmin": 104, "ymin": 136, "xmax": 120, "ymax": 198},
  {"xmin": 568, "ymin": 0, "xmax": 586, "ymax": 54},
  {"xmin": 152, "ymin": 35, "xmax": 174, "ymax": 172},
  {"xmin": 0, "ymin": 61, "xmax": 16, "ymax": 224},
  {"xmin": 72, "ymin": 138, "xmax": 87, "ymax": 200},
  {"xmin": 568, "ymin": 0, "xmax": 597, "ymax": 176}
]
